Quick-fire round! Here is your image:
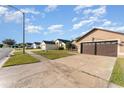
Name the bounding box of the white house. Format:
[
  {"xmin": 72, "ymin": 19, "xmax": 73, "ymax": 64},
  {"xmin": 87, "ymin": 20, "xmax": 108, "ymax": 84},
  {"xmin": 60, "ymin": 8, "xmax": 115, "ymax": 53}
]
[
  {"xmin": 25, "ymin": 43, "xmax": 33, "ymax": 49},
  {"xmin": 40, "ymin": 41, "xmax": 57, "ymax": 50},
  {"xmin": 32, "ymin": 42, "xmax": 41, "ymax": 49},
  {"xmin": 55, "ymin": 39, "xmax": 70, "ymax": 49}
]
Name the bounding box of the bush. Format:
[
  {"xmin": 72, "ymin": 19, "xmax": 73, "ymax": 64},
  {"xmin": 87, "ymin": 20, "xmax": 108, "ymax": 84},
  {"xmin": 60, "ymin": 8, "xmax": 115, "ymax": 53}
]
[
  {"xmin": 37, "ymin": 46, "xmax": 41, "ymax": 49},
  {"xmin": 58, "ymin": 47, "xmax": 64, "ymax": 50},
  {"xmin": 0, "ymin": 44, "xmax": 3, "ymax": 48}
]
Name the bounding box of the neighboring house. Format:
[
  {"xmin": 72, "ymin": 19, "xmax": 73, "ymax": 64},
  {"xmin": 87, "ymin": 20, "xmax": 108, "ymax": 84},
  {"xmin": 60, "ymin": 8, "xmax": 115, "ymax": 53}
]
[
  {"xmin": 25, "ymin": 43, "xmax": 33, "ymax": 49},
  {"xmin": 74, "ymin": 28, "xmax": 124, "ymax": 57},
  {"xmin": 71, "ymin": 40, "xmax": 78, "ymax": 51},
  {"xmin": 40, "ymin": 40, "xmax": 57, "ymax": 50},
  {"xmin": 32, "ymin": 42, "xmax": 41, "ymax": 49},
  {"xmin": 71, "ymin": 36, "xmax": 81, "ymax": 50},
  {"xmin": 55, "ymin": 39, "xmax": 70, "ymax": 49},
  {"xmin": 12, "ymin": 44, "xmax": 19, "ymax": 48},
  {"xmin": 18, "ymin": 43, "xmax": 23, "ymax": 48}
]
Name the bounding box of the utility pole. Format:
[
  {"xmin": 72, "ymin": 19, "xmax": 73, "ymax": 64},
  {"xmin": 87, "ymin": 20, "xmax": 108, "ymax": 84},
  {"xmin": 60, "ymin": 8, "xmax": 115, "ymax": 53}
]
[{"xmin": 22, "ymin": 12, "xmax": 25, "ymax": 54}]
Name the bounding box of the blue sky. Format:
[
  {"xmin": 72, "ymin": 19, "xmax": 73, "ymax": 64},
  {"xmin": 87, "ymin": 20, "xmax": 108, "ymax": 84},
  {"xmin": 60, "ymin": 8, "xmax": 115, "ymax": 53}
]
[{"xmin": 0, "ymin": 5, "xmax": 124, "ymax": 43}]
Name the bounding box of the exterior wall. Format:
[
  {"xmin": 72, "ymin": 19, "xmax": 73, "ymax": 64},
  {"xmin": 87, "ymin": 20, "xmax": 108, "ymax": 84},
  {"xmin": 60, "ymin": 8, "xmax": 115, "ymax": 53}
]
[
  {"xmin": 26, "ymin": 44, "xmax": 33, "ymax": 49},
  {"xmin": 40, "ymin": 42, "xmax": 46, "ymax": 50},
  {"xmin": 61, "ymin": 42, "xmax": 66, "ymax": 49},
  {"xmin": 71, "ymin": 40, "xmax": 78, "ymax": 50},
  {"xmin": 55, "ymin": 40, "xmax": 66, "ymax": 49},
  {"xmin": 32, "ymin": 43, "xmax": 41, "ymax": 49},
  {"xmin": 46, "ymin": 44, "xmax": 57, "ymax": 50},
  {"xmin": 72, "ymin": 40, "xmax": 80, "ymax": 53},
  {"xmin": 72, "ymin": 40, "xmax": 76, "ymax": 45},
  {"xmin": 55, "ymin": 40, "xmax": 60, "ymax": 49},
  {"xmin": 32, "ymin": 44, "xmax": 37, "ymax": 48},
  {"xmin": 40, "ymin": 42, "xmax": 57, "ymax": 50},
  {"xmin": 36, "ymin": 45, "xmax": 41, "ymax": 48},
  {"xmin": 76, "ymin": 29, "xmax": 124, "ymax": 54}
]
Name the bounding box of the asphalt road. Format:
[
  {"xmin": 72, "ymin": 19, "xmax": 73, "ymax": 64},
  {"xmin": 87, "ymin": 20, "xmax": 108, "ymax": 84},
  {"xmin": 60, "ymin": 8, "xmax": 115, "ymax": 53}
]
[{"xmin": 0, "ymin": 48, "xmax": 12, "ymax": 61}]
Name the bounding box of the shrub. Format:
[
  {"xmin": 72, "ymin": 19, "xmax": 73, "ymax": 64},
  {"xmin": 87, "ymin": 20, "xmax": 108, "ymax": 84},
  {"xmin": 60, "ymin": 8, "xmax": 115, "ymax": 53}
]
[{"xmin": 58, "ymin": 47, "xmax": 64, "ymax": 50}]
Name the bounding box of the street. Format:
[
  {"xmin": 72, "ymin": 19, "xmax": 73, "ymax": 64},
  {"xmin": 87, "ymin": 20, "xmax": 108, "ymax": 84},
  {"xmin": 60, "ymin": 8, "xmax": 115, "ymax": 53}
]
[{"xmin": 0, "ymin": 48, "xmax": 12, "ymax": 61}]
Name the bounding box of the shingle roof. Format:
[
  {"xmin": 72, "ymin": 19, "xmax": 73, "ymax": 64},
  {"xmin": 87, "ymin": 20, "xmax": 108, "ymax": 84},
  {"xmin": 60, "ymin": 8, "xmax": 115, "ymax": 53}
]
[
  {"xmin": 76, "ymin": 28, "xmax": 124, "ymax": 42},
  {"xmin": 57, "ymin": 39, "xmax": 70, "ymax": 43},
  {"xmin": 43, "ymin": 40, "xmax": 55, "ymax": 44},
  {"xmin": 34, "ymin": 42, "xmax": 41, "ymax": 45},
  {"xmin": 26, "ymin": 42, "xmax": 33, "ymax": 45}
]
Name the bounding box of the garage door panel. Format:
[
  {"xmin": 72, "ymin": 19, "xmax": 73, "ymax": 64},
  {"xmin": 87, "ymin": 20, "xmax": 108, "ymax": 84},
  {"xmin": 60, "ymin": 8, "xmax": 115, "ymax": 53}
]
[
  {"xmin": 97, "ymin": 44, "xmax": 117, "ymax": 57},
  {"xmin": 83, "ymin": 44, "xmax": 95, "ymax": 55}
]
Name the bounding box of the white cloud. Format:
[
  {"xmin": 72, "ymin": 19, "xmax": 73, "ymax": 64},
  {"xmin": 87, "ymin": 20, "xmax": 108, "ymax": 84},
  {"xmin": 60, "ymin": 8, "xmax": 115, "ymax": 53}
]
[
  {"xmin": 20, "ymin": 8, "xmax": 40, "ymax": 14},
  {"xmin": 72, "ymin": 20, "xmax": 92, "ymax": 30},
  {"xmin": 4, "ymin": 11, "xmax": 22, "ymax": 23},
  {"xmin": 115, "ymin": 26, "xmax": 124, "ymax": 31},
  {"xmin": 25, "ymin": 18, "xmax": 31, "ymax": 23},
  {"xmin": 0, "ymin": 7, "xmax": 41, "ymax": 24},
  {"xmin": 44, "ymin": 24, "xmax": 64, "ymax": 35},
  {"xmin": 0, "ymin": 6, "xmax": 8, "ymax": 15},
  {"xmin": 72, "ymin": 6, "xmax": 107, "ymax": 30},
  {"xmin": 26, "ymin": 24, "xmax": 43, "ymax": 33},
  {"xmin": 83, "ymin": 9, "xmax": 92, "ymax": 15},
  {"xmin": 74, "ymin": 5, "xmax": 93, "ymax": 13},
  {"xmin": 48, "ymin": 24, "xmax": 63, "ymax": 32},
  {"xmin": 72, "ymin": 17, "xmax": 78, "ymax": 22},
  {"xmin": 83, "ymin": 6, "xmax": 106, "ymax": 17},
  {"xmin": 92, "ymin": 6, "xmax": 106, "ymax": 16},
  {"xmin": 94, "ymin": 25, "xmax": 124, "ymax": 33},
  {"xmin": 0, "ymin": 6, "xmax": 22, "ymax": 23},
  {"xmin": 102, "ymin": 19, "xmax": 112, "ymax": 26},
  {"xmin": 72, "ymin": 5, "xmax": 124, "ymax": 35},
  {"xmin": 45, "ymin": 5, "xmax": 58, "ymax": 12},
  {"xmin": 105, "ymin": 26, "xmax": 124, "ymax": 32},
  {"xmin": 72, "ymin": 16, "xmax": 99, "ymax": 30},
  {"xmin": 72, "ymin": 22, "xmax": 83, "ymax": 30}
]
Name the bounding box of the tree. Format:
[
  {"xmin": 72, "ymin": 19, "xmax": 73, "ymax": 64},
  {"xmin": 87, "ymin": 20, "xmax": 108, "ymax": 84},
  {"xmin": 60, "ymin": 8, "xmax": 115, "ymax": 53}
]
[
  {"xmin": 18, "ymin": 43, "xmax": 24, "ymax": 48},
  {"xmin": 2, "ymin": 39, "xmax": 16, "ymax": 47},
  {"xmin": 66, "ymin": 42, "xmax": 72, "ymax": 50},
  {"xmin": 0, "ymin": 44, "xmax": 3, "ymax": 48}
]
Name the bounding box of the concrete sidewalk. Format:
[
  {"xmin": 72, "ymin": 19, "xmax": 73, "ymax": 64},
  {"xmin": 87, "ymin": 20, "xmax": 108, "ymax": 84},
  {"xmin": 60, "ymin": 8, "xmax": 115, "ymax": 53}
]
[{"xmin": 26, "ymin": 51, "xmax": 50, "ymax": 62}]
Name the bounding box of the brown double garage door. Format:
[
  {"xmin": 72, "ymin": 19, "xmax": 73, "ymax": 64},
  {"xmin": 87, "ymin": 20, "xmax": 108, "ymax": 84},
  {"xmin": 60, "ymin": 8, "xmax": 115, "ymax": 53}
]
[{"xmin": 80, "ymin": 40, "xmax": 118, "ymax": 57}]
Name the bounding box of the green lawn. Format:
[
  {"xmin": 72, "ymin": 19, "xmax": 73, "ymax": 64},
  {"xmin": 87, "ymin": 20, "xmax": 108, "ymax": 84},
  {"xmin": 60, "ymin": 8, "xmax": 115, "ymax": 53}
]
[
  {"xmin": 110, "ymin": 58, "xmax": 124, "ymax": 87},
  {"xmin": 33, "ymin": 50, "xmax": 75, "ymax": 60},
  {"xmin": 3, "ymin": 52, "xmax": 40, "ymax": 67}
]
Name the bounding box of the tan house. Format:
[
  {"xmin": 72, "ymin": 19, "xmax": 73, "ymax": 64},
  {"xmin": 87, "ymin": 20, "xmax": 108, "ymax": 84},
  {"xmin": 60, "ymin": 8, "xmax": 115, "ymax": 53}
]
[
  {"xmin": 55, "ymin": 39, "xmax": 70, "ymax": 49},
  {"xmin": 73, "ymin": 28, "xmax": 124, "ymax": 57}
]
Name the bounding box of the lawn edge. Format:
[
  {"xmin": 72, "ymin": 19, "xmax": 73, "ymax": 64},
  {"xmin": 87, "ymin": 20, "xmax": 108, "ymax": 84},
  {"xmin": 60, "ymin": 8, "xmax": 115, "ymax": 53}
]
[{"xmin": 2, "ymin": 51, "xmax": 40, "ymax": 68}]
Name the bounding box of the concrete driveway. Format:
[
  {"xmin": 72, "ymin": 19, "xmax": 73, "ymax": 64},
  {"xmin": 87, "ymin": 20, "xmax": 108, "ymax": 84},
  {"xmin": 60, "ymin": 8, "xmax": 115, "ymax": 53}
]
[
  {"xmin": 52, "ymin": 54, "xmax": 116, "ymax": 81},
  {"xmin": 0, "ymin": 54, "xmax": 116, "ymax": 88}
]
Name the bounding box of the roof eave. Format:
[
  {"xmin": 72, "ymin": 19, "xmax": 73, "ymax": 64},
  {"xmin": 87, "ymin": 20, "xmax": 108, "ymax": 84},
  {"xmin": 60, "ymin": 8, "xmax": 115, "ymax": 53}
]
[{"xmin": 76, "ymin": 28, "xmax": 124, "ymax": 42}]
